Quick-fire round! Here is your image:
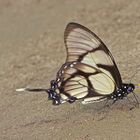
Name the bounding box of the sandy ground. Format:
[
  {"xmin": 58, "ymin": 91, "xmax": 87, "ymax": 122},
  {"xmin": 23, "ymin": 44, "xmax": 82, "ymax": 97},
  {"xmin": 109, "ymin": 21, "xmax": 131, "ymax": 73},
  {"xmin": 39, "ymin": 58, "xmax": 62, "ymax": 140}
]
[{"xmin": 0, "ymin": 0, "xmax": 140, "ymax": 140}]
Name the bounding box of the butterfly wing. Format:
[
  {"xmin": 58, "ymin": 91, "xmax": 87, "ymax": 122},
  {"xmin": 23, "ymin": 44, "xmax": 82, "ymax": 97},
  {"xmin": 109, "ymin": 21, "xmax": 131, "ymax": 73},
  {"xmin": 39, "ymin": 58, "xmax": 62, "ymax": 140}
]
[{"xmin": 57, "ymin": 23, "xmax": 122, "ymax": 103}]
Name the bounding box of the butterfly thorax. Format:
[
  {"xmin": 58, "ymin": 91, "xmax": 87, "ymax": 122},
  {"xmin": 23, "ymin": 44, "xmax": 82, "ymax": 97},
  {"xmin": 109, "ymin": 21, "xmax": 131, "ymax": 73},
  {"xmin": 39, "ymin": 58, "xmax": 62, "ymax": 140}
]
[{"xmin": 109, "ymin": 83, "xmax": 135, "ymax": 101}]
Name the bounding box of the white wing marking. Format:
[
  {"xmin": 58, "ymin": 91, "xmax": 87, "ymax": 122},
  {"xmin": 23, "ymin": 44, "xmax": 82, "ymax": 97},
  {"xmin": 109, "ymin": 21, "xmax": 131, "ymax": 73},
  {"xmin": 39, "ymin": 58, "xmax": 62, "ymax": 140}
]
[{"xmin": 82, "ymin": 96, "xmax": 107, "ymax": 104}]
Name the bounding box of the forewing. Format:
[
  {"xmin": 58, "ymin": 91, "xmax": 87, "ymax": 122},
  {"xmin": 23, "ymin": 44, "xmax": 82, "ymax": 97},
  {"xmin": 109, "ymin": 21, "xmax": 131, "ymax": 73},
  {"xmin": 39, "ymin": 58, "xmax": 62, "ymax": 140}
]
[{"xmin": 64, "ymin": 22, "xmax": 122, "ymax": 88}]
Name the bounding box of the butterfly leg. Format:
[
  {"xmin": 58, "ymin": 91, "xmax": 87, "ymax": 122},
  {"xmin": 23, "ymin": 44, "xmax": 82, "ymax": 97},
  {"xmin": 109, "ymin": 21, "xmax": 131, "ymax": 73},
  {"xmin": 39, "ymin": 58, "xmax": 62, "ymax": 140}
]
[
  {"xmin": 111, "ymin": 98, "xmax": 118, "ymax": 105},
  {"xmin": 132, "ymin": 92, "xmax": 139, "ymax": 107},
  {"xmin": 103, "ymin": 99, "xmax": 110, "ymax": 108}
]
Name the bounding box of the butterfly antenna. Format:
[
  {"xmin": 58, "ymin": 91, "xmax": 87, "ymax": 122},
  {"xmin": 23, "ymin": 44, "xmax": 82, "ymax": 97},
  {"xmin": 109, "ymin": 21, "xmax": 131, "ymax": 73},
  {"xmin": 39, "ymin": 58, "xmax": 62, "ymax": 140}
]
[
  {"xmin": 126, "ymin": 96, "xmax": 133, "ymax": 104},
  {"xmin": 16, "ymin": 87, "xmax": 48, "ymax": 93}
]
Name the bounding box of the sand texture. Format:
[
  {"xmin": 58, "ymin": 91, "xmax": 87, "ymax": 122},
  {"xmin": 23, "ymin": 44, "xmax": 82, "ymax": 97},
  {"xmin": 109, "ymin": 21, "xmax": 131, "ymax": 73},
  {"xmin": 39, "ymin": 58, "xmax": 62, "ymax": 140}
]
[{"xmin": 0, "ymin": 0, "xmax": 140, "ymax": 140}]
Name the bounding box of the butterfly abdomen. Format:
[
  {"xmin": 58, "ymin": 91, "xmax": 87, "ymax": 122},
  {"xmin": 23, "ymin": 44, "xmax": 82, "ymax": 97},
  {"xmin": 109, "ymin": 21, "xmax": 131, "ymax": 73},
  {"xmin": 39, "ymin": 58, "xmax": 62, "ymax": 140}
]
[{"xmin": 109, "ymin": 83, "xmax": 135, "ymax": 101}]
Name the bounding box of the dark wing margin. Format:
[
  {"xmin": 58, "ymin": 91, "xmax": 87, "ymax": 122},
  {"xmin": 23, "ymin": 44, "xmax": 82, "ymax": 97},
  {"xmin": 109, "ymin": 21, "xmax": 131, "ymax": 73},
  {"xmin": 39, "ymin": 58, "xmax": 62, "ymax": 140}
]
[{"xmin": 64, "ymin": 22, "xmax": 122, "ymax": 88}]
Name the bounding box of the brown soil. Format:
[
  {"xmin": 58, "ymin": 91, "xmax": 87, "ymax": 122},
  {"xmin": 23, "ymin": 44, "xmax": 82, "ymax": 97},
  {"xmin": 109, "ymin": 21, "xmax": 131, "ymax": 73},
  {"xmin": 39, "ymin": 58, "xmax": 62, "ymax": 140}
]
[{"xmin": 0, "ymin": 0, "xmax": 140, "ymax": 140}]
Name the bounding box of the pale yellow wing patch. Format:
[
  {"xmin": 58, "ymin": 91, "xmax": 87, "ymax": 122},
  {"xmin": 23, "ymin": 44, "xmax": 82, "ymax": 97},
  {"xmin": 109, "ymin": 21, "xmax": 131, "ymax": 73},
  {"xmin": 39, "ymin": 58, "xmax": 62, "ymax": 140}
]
[
  {"xmin": 59, "ymin": 62, "xmax": 97, "ymax": 81},
  {"xmin": 82, "ymin": 96, "xmax": 107, "ymax": 104},
  {"xmin": 74, "ymin": 63, "xmax": 97, "ymax": 73},
  {"xmin": 81, "ymin": 51, "xmax": 114, "ymax": 68},
  {"xmin": 81, "ymin": 52, "xmax": 116, "ymax": 93},
  {"xmin": 89, "ymin": 74, "xmax": 115, "ymax": 95},
  {"xmin": 63, "ymin": 76, "xmax": 88, "ymax": 99}
]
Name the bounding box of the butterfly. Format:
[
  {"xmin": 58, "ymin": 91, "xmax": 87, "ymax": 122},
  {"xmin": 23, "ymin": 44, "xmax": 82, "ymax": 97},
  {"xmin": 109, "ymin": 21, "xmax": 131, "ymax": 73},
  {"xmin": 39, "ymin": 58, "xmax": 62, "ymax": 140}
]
[{"xmin": 17, "ymin": 22, "xmax": 137, "ymax": 105}]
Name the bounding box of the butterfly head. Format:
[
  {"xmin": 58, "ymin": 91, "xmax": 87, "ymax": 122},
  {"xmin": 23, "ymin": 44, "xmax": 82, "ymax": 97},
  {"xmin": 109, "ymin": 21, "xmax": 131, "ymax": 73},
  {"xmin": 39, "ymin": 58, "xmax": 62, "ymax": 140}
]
[{"xmin": 47, "ymin": 80, "xmax": 62, "ymax": 105}]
